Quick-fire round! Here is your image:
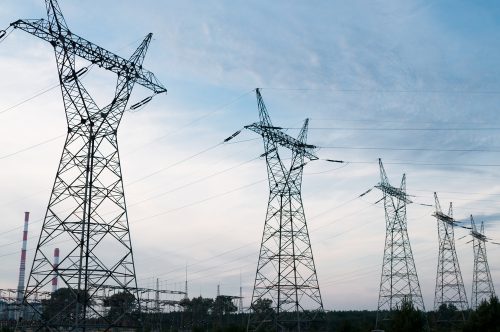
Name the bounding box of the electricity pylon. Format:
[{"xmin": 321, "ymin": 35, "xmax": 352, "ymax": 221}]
[
  {"xmin": 470, "ymin": 215, "xmax": 496, "ymax": 309},
  {"xmin": 375, "ymin": 159, "xmax": 425, "ymax": 328},
  {"xmin": 246, "ymin": 89, "xmax": 324, "ymax": 332},
  {"xmin": 10, "ymin": 1, "xmax": 166, "ymax": 330},
  {"xmin": 432, "ymin": 193, "xmax": 468, "ymax": 322}
]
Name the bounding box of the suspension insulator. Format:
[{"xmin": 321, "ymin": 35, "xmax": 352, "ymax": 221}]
[
  {"xmin": 0, "ymin": 30, "xmax": 6, "ymax": 40},
  {"xmin": 130, "ymin": 96, "xmax": 153, "ymax": 110},
  {"xmin": 63, "ymin": 67, "xmax": 88, "ymax": 82},
  {"xmin": 223, "ymin": 130, "xmax": 242, "ymax": 142},
  {"xmin": 291, "ymin": 162, "xmax": 307, "ymax": 171},
  {"xmin": 75, "ymin": 67, "xmax": 88, "ymax": 77},
  {"xmin": 260, "ymin": 147, "xmax": 276, "ymax": 158}
]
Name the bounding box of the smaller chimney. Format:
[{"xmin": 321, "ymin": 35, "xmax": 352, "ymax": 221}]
[{"xmin": 16, "ymin": 212, "xmax": 29, "ymax": 303}]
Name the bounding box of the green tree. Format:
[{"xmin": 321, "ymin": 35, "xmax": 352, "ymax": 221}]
[
  {"xmin": 179, "ymin": 296, "xmax": 214, "ymax": 328},
  {"xmin": 463, "ymin": 296, "xmax": 500, "ymax": 332},
  {"xmin": 41, "ymin": 288, "xmax": 90, "ymax": 323},
  {"xmin": 102, "ymin": 291, "xmax": 137, "ymax": 322},
  {"xmin": 390, "ymin": 297, "xmax": 426, "ymax": 332},
  {"xmin": 251, "ymin": 298, "xmax": 274, "ymax": 316},
  {"xmin": 212, "ymin": 296, "xmax": 237, "ymax": 317}
]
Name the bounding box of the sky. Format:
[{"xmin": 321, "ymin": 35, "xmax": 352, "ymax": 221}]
[{"xmin": 0, "ymin": 0, "xmax": 500, "ymax": 311}]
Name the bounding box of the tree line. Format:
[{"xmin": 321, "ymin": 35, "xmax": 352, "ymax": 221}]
[{"xmin": 1, "ymin": 290, "xmax": 499, "ymax": 331}]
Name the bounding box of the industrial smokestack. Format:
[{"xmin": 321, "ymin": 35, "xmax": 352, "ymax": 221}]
[
  {"xmin": 16, "ymin": 212, "xmax": 29, "ymax": 304},
  {"xmin": 52, "ymin": 248, "xmax": 60, "ymax": 293}
]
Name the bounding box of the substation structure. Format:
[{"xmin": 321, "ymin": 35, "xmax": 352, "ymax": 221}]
[
  {"xmin": 0, "ymin": 287, "xmax": 185, "ymax": 329},
  {"xmin": 432, "ymin": 193, "xmax": 468, "ymax": 323},
  {"xmin": 8, "ymin": 0, "xmax": 167, "ymax": 330},
  {"xmin": 246, "ymin": 89, "xmax": 325, "ymax": 332},
  {"xmin": 375, "ymin": 159, "xmax": 425, "ymax": 329}
]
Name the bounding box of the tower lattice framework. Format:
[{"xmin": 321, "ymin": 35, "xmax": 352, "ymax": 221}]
[
  {"xmin": 375, "ymin": 159, "xmax": 425, "ymax": 328},
  {"xmin": 433, "ymin": 193, "xmax": 468, "ymax": 321},
  {"xmin": 470, "ymin": 215, "xmax": 496, "ymax": 309},
  {"xmin": 246, "ymin": 89, "xmax": 324, "ymax": 332},
  {"xmin": 10, "ymin": 0, "xmax": 166, "ymax": 330}
]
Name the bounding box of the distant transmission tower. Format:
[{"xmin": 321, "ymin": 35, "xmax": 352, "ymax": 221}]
[
  {"xmin": 246, "ymin": 89, "xmax": 324, "ymax": 332},
  {"xmin": 470, "ymin": 215, "xmax": 496, "ymax": 309},
  {"xmin": 375, "ymin": 159, "xmax": 425, "ymax": 328},
  {"xmin": 10, "ymin": 1, "xmax": 166, "ymax": 330},
  {"xmin": 433, "ymin": 193, "xmax": 468, "ymax": 321}
]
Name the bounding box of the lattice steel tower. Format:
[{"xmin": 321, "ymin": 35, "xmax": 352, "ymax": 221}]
[
  {"xmin": 375, "ymin": 159, "xmax": 425, "ymax": 328},
  {"xmin": 433, "ymin": 193, "xmax": 468, "ymax": 321},
  {"xmin": 470, "ymin": 215, "xmax": 496, "ymax": 309},
  {"xmin": 246, "ymin": 89, "xmax": 324, "ymax": 332},
  {"xmin": 10, "ymin": 0, "xmax": 166, "ymax": 330}
]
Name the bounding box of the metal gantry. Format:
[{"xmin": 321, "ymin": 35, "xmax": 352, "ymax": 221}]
[
  {"xmin": 470, "ymin": 215, "xmax": 496, "ymax": 309},
  {"xmin": 246, "ymin": 89, "xmax": 324, "ymax": 332},
  {"xmin": 432, "ymin": 193, "xmax": 468, "ymax": 321},
  {"xmin": 375, "ymin": 159, "xmax": 425, "ymax": 328},
  {"xmin": 10, "ymin": 0, "xmax": 166, "ymax": 330}
]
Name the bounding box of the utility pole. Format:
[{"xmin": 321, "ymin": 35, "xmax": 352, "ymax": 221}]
[
  {"xmin": 246, "ymin": 89, "xmax": 324, "ymax": 332},
  {"xmin": 433, "ymin": 193, "xmax": 468, "ymax": 322},
  {"xmin": 10, "ymin": 1, "xmax": 166, "ymax": 330},
  {"xmin": 470, "ymin": 215, "xmax": 496, "ymax": 309},
  {"xmin": 375, "ymin": 159, "xmax": 425, "ymax": 329}
]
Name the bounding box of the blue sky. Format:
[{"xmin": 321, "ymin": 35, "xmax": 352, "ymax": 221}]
[{"xmin": 0, "ymin": 0, "xmax": 499, "ymax": 311}]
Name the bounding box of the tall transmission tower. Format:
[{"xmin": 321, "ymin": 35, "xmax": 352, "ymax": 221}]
[
  {"xmin": 470, "ymin": 215, "xmax": 496, "ymax": 309},
  {"xmin": 375, "ymin": 159, "xmax": 425, "ymax": 328},
  {"xmin": 432, "ymin": 193, "xmax": 468, "ymax": 322},
  {"xmin": 10, "ymin": 1, "xmax": 166, "ymax": 330},
  {"xmin": 246, "ymin": 89, "xmax": 324, "ymax": 332}
]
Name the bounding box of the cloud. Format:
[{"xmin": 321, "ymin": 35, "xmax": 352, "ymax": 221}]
[{"xmin": 0, "ymin": 0, "xmax": 499, "ymax": 311}]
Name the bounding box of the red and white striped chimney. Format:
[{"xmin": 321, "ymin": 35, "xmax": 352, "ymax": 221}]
[
  {"xmin": 52, "ymin": 248, "xmax": 60, "ymax": 293},
  {"xmin": 16, "ymin": 212, "xmax": 29, "ymax": 303}
]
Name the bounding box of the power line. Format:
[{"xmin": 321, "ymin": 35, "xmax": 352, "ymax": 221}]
[
  {"xmin": 259, "ymin": 87, "xmax": 500, "ymax": 95},
  {"xmin": 0, "ymin": 134, "xmax": 64, "ymax": 160},
  {"xmin": 346, "ymin": 160, "xmax": 500, "ymax": 167},
  {"xmin": 131, "ymin": 179, "xmax": 267, "ymax": 223},
  {"xmin": 283, "ymin": 126, "xmax": 500, "ymax": 131},
  {"xmin": 128, "ymin": 155, "xmax": 260, "ymax": 207},
  {"xmin": 320, "ymin": 145, "xmax": 500, "ymax": 153},
  {"xmin": 0, "ymin": 83, "xmax": 60, "ymax": 115}
]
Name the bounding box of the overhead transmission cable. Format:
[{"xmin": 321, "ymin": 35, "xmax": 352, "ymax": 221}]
[
  {"xmin": 320, "ymin": 145, "xmax": 500, "ymax": 153},
  {"xmin": 281, "ymin": 126, "xmax": 500, "ymax": 131},
  {"xmin": 136, "ymin": 187, "xmax": 379, "ymax": 281},
  {"xmin": 258, "ymin": 86, "xmax": 500, "ymax": 95}
]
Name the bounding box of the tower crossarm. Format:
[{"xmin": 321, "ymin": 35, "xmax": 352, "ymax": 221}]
[
  {"xmin": 10, "ymin": 19, "xmax": 167, "ymax": 94},
  {"xmin": 375, "ymin": 183, "xmax": 412, "ymax": 203},
  {"xmin": 470, "ymin": 215, "xmax": 488, "ymax": 242},
  {"xmin": 471, "ymin": 230, "xmax": 488, "ymax": 242},
  {"xmin": 245, "ymin": 122, "xmax": 318, "ymax": 160},
  {"xmin": 432, "ymin": 211, "xmax": 456, "ymax": 225}
]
